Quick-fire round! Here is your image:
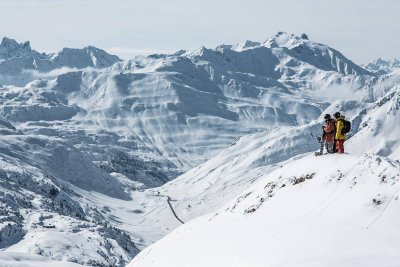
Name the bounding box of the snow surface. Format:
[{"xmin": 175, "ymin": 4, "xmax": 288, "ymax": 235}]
[
  {"xmin": 0, "ymin": 252, "xmax": 83, "ymax": 266},
  {"xmin": 129, "ymin": 154, "xmax": 400, "ymax": 267},
  {"xmin": 0, "ymin": 32, "xmax": 399, "ymax": 266}
]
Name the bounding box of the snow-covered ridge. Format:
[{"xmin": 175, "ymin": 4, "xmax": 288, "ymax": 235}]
[
  {"xmin": 348, "ymin": 86, "xmax": 400, "ymax": 158},
  {"xmin": 0, "ymin": 37, "xmax": 120, "ymax": 80},
  {"xmin": 128, "ymin": 83, "xmax": 400, "ymax": 266},
  {"xmin": 3, "ymin": 32, "xmax": 377, "ymax": 178},
  {"xmin": 0, "ymin": 37, "xmax": 39, "ymax": 61},
  {"xmin": 133, "ymin": 84, "xmax": 400, "ymax": 227},
  {"xmin": 363, "ymin": 58, "xmax": 400, "ymax": 75},
  {"xmin": 211, "ymin": 32, "xmax": 372, "ymax": 77},
  {"xmin": 129, "ymin": 153, "xmax": 400, "ymax": 267},
  {"xmin": 0, "ymin": 32, "xmax": 391, "ymax": 199},
  {"xmin": 264, "ymin": 32, "xmax": 372, "ymax": 76}
]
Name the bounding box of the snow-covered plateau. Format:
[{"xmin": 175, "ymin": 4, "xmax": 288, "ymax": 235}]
[{"xmin": 0, "ymin": 32, "xmax": 399, "ymax": 266}]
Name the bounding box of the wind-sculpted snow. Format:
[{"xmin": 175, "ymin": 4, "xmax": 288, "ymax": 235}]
[
  {"xmin": 0, "ymin": 134, "xmax": 140, "ymax": 200},
  {"xmin": 264, "ymin": 32, "xmax": 372, "ymax": 76},
  {"xmin": 129, "ymin": 154, "xmax": 400, "ymax": 267},
  {"xmin": 128, "ymin": 84, "xmax": 400, "ymax": 267},
  {"xmin": 142, "ymin": 124, "xmax": 323, "ymax": 223},
  {"xmin": 1, "ymin": 32, "xmax": 400, "ymax": 266},
  {"xmin": 146, "ymin": 85, "xmax": 400, "ymax": 222},
  {"xmin": 348, "ymin": 86, "xmax": 400, "ymax": 159},
  {"xmin": 0, "ymin": 33, "xmax": 378, "ymax": 177}
]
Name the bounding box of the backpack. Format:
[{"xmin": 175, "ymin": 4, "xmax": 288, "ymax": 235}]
[{"xmin": 341, "ymin": 120, "xmax": 351, "ymax": 134}]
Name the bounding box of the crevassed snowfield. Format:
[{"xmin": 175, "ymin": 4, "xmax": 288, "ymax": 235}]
[{"xmin": 0, "ymin": 32, "xmax": 399, "ymax": 266}]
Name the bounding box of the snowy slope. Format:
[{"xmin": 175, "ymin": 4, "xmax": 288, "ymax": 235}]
[
  {"xmin": 128, "ymin": 83, "xmax": 400, "ymax": 266},
  {"xmin": 0, "ymin": 252, "xmax": 83, "ymax": 267},
  {"xmin": 0, "ymin": 121, "xmax": 140, "ymax": 266},
  {"xmin": 348, "ymin": 86, "xmax": 400, "ymax": 159},
  {"xmin": 122, "ymin": 83, "xmax": 396, "ymax": 227},
  {"xmin": 1, "ymin": 33, "xmax": 399, "ymax": 266},
  {"xmin": 129, "ymin": 153, "xmax": 400, "ymax": 267},
  {"xmin": 0, "ymin": 33, "xmax": 377, "ymax": 180},
  {"xmin": 263, "ymin": 32, "xmax": 372, "ymax": 76}
]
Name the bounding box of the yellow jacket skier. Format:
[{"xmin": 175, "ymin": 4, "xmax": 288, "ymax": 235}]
[{"xmin": 334, "ymin": 112, "xmax": 346, "ymax": 153}]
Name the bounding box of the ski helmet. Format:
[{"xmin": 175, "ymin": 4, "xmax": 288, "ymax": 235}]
[
  {"xmin": 324, "ymin": 114, "xmax": 331, "ymax": 120},
  {"xmin": 334, "ymin": 112, "xmax": 341, "ymax": 118}
]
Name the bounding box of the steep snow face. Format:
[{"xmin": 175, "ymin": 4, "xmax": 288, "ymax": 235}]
[
  {"xmin": 263, "ymin": 32, "xmax": 373, "ymax": 76},
  {"xmin": 363, "ymin": 58, "xmax": 400, "ymax": 75},
  {"xmin": 0, "ymin": 74, "xmax": 179, "ymax": 187},
  {"xmin": 129, "ymin": 154, "xmax": 400, "ymax": 267},
  {"xmin": 134, "ymin": 85, "xmax": 397, "ymax": 225},
  {"xmin": 151, "ymin": 124, "xmax": 323, "ymax": 222},
  {"xmin": 348, "ymin": 86, "xmax": 400, "ymax": 159},
  {"xmin": 50, "ymin": 46, "xmax": 120, "ymax": 69}
]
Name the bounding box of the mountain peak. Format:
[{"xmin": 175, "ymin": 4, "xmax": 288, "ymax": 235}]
[
  {"xmin": 1, "ymin": 37, "xmax": 31, "ymax": 51},
  {"xmin": 231, "ymin": 40, "xmax": 261, "ymax": 51},
  {"xmin": 263, "ymin": 32, "xmax": 307, "ymax": 49},
  {"xmin": 0, "ymin": 37, "xmax": 33, "ymax": 60},
  {"xmin": 52, "ymin": 45, "xmax": 120, "ymax": 68},
  {"xmin": 363, "ymin": 57, "xmax": 400, "ymax": 74},
  {"xmin": 1, "ymin": 37, "xmax": 17, "ymax": 47},
  {"xmin": 0, "ymin": 37, "xmax": 120, "ymax": 74}
]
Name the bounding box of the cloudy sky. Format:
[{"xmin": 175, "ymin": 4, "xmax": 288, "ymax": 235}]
[{"xmin": 1, "ymin": 0, "xmax": 399, "ymax": 63}]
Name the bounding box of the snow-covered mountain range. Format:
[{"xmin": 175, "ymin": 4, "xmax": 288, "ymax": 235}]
[
  {"xmin": 129, "ymin": 81, "xmax": 400, "ymax": 266},
  {"xmin": 363, "ymin": 58, "xmax": 400, "ymax": 75},
  {"xmin": 0, "ymin": 33, "xmax": 399, "ymax": 266},
  {"xmin": 0, "ymin": 37, "xmax": 120, "ymax": 86}
]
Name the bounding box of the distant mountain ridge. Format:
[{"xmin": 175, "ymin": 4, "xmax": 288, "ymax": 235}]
[
  {"xmin": 0, "ymin": 32, "xmax": 384, "ymax": 175},
  {"xmin": 232, "ymin": 32, "xmax": 373, "ymax": 76},
  {"xmin": 0, "ymin": 37, "xmax": 41, "ymax": 61},
  {"xmin": 0, "ymin": 37, "xmax": 120, "ymax": 77},
  {"xmin": 363, "ymin": 58, "xmax": 400, "ymax": 74}
]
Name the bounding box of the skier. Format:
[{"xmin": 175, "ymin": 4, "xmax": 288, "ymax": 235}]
[
  {"xmin": 334, "ymin": 112, "xmax": 346, "ymax": 154},
  {"xmin": 322, "ymin": 114, "xmax": 335, "ymax": 153}
]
